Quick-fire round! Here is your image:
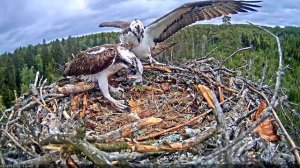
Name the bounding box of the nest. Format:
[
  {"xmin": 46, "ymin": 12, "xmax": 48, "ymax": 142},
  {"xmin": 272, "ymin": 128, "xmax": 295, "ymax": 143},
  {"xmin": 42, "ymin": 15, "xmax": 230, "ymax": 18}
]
[{"xmin": 0, "ymin": 56, "xmax": 297, "ymax": 167}]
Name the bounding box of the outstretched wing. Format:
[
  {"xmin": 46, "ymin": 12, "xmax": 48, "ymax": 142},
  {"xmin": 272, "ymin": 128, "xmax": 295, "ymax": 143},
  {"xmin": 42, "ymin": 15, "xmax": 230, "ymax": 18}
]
[
  {"xmin": 146, "ymin": 0, "xmax": 261, "ymax": 43},
  {"xmin": 64, "ymin": 44, "xmax": 118, "ymax": 76},
  {"xmin": 99, "ymin": 21, "xmax": 130, "ymax": 29},
  {"xmin": 151, "ymin": 42, "xmax": 178, "ymax": 57}
]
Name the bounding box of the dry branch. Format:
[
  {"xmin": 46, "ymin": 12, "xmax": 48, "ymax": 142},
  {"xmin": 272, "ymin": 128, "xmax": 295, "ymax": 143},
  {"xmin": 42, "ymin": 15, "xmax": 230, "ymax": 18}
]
[
  {"xmin": 193, "ymin": 69, "xmax": 239, "ymax": 93},
  {"xmin": 41, "ymin": 127, "xmax": 112, "ymax": 166},
  {"xmin": 58, "ymin": 82, "xmax": 96, "ymax": 95},
  {"xmin": 18, "ymin": 152, "xmax": 60, "ymax": 165},
  {"xmin": 0, "ymin": 129, "xmax": 36, "ymax": 157},
  {"xmin": 143, "ymin": 65, "xmax": 172, "ymax": 73},
  {"xmin": 87, "ymin": 117, "xmax": 163, "ymax": 143},
  {"xmin": 220, "ymin": 45, "xmax": 253, "ymax": 66},
  {"xmin": 31, "ymin": 96, "xmax": 53, "ymax": 113},
  {"xmin": 211, "ymin": 91, "xmax": 232, "ymax": 163},
  {"xmin": 198, "ymin": 109, "xmax": 273, "ymax": 162},
  {"xmin": 137, "ymin": 95, "xmax": 235, "ymax": 141},
  {"xmin": 137, "ymin": 111, "xmax": 210, "ymax": 141}
]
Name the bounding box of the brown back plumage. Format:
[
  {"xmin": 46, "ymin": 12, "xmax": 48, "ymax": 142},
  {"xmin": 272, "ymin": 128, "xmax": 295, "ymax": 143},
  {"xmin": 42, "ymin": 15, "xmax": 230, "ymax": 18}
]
[
  {"xmin": 151, "ymin": 42, "xmax": 178, "ymax": 57},
  {"xmin": 64, "ymin": 44, "xmax": 118, "ymax": 76},
  {"xmin": 99, "ymin": 21, "xmax": 130, "ymax": 29}
]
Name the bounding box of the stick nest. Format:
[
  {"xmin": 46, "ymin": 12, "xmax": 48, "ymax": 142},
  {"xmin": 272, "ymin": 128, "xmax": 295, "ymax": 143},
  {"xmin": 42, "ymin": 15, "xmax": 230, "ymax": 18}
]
[{"xmin": 0, "ymin": 58, "xmax": 297, "ymax": 167}]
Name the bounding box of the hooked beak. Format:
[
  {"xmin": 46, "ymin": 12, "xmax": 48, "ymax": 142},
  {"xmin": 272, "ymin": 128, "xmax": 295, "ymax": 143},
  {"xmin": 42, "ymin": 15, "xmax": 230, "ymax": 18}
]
[
  {"xmin": 127, "ymin": 65, "xmax": 137, "ymax": 75},
  {"xmin": 137, "ymin": 36, "xmax": 141, "ymax": 43},
  {"xmin": 136, "ymin": 32, "xmax": 144, "ymax": 43}
]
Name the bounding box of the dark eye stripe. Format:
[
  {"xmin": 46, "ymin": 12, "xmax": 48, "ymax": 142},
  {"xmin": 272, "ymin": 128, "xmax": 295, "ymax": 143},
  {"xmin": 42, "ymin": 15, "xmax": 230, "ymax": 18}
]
[
  {"xmin": 129, "ymin": 28, "xmax": 139, "ymax": 39},
  {"xmin": 136, "ymin": 25, "xmax": 140, "ymax": 33}
]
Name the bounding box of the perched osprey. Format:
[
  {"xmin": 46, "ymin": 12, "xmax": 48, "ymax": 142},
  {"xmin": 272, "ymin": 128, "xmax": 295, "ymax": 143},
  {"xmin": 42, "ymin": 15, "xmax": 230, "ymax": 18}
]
[
  {"xmin": 64, "ymin": 44, "xmax": 143, "ymax": 109},
  {"xmin": 99, "ymin": 0, "xmax": 261, "ymax": 64}
]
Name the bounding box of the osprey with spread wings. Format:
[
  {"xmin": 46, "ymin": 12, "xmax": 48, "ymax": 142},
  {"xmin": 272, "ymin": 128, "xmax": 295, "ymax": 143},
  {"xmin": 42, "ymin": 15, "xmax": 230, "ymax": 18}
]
[{"xmin": 99, "ymin": 0, "xmax": 262, "ymax": 64}]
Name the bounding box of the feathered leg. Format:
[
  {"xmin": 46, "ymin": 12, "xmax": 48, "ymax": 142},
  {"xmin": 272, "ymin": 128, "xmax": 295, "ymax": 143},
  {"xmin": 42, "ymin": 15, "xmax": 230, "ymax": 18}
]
[
  {"xmin": 96, "ymin": 73, "xmax": 127, "ymax": 109},
  {"xmin": 109, "ymin": 85, "xmax": 124, "ymax": 93}
]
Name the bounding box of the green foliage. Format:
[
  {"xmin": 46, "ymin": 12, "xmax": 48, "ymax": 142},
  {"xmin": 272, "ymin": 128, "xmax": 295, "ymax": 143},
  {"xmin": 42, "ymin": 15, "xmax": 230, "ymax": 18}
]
[
  {"xmin": 45, "ymin": 58, "xmax": 59, "ymax": 83},
  {"xmin": 20, "ymin": 65, "xmax": 35, "ymax": 93},
  {"xmin": 0, "ymin": 95, "xmax": 5, "ymax": 110},
  {"xmin": 34, "ymin": 54, "xmax": 44, "ymax": 73},
  {"xmin": 222, "ymin": 16, "xmax": 231, "ymax": 25}
]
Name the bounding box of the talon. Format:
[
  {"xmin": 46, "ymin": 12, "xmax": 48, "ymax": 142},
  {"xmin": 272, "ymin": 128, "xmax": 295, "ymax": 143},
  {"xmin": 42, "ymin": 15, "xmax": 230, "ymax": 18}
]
[
  {"xmin": 113, "ymin": 99, "xmax": 128, "ymax": 109},
  {"xmin": 129, "ymin": 75, "xmax": 143, "ymax": 86},
  {"xmin": 149, "ymin": 56, "xmax": 165, "ymax": 66}
]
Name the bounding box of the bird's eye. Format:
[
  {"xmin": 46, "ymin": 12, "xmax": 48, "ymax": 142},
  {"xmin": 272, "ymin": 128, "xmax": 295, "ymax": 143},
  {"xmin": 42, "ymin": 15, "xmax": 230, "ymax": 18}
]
[{"xmin": 129, "ymin": 66, "xmax": 137, "ymax": 74}]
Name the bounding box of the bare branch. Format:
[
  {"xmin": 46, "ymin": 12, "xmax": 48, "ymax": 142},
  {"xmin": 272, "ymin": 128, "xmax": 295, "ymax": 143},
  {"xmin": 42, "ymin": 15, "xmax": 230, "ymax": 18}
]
[
  {"xmin": 220, "ymin": 45, "xmax": 253, "ymax": 67},
  {"xmin": 0, "ymin": 129, "xmax": 36, "ymax": 157},
  {"xmin": 18, "ymin": 152, "xmax": 60, "ymax": 165},
  {"xmin": 211, "ymin": 91, "xmax": 232, "ymax": 163}
]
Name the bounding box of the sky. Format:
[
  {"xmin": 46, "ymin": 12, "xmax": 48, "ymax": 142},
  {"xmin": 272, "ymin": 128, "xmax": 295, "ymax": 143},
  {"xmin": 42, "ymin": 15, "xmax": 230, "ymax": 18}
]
[{"xmin": 1, "ymin": 0, "xmax": 300, "ymax": 54}]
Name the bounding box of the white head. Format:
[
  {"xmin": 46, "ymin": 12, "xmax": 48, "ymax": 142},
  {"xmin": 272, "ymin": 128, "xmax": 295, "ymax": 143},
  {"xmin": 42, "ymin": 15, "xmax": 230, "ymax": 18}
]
[{"xmin": 129, "ymin": 19, "xmax": 144, "ymax": 42}]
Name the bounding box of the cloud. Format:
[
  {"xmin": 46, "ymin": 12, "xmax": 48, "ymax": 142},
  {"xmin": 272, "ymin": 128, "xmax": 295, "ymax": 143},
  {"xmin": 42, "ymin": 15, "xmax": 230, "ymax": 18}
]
[{"xmin": 0, "ymin": 0, "xmax": 299, "ymax": 53}]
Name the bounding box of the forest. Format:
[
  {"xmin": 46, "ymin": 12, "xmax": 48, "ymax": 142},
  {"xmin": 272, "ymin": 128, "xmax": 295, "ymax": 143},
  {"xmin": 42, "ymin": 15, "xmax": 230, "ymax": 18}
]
[{"xmin": 0, "ymin": 24, "xmax": 299, "ymax": 117}]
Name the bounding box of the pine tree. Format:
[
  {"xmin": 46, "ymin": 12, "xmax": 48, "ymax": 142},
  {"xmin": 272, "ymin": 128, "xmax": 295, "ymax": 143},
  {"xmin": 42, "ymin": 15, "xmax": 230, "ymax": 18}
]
[
  {"xmin": 222, "ymin": 16, "xmax": 231, "ymax": 25},
  {"xmin": 20, "ymin": 65, "xmax": 35, "ymax": 93},
  {"xmin": 42, "ymin": 39, "xmax": 50, "ymax": 74},
  {"xmin": 45, "ymin": 58, "xmax": 58, "ymax": 83},
  {"xmin": 34, "ymin": 54, "xmax": 44, "ymax": 73}
]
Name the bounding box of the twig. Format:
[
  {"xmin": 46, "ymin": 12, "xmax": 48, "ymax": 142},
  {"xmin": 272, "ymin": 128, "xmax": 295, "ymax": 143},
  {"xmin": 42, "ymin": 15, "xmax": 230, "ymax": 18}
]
[
  {"xmin": 41, "ymin": 127, "xmax": 111, "ymax": 166},
  {"xmin": 199, "ymin": 108, "xmax": 273, "ymax": 162},
  {"xmin": 137, "ymin": 110, "xmax": 210, "ymax": 141},
  {"xmin": 40, "ymin": 78, "xmax": 47, "ymax": 105},
  {"xmin": 211, "ymin": 91, "xmax": 232, "ymax": 163},
  {"xmin": 167, "ymin": 65, "xmax": 189, "ymax": 72},
  {"xmin": 232, "ymin": 107, "xmax": 258, "ymax": 126},
  {"xmin": 14, "ymin": 90, "xmax": 18, "ymax": 102},
  {"xmin": 38, "ymin": 75, "xmax": 44, "ymax": 87},
  {"xmin": 133, "ymin": 128, "xmax": 217, "ymax": 152},
  {"xmin": 220, "ymin": 45, "xmax": 253, "ymax": 67},
  {"xmin": 193, "ymin": 69, "xmax": 239, "ymax": 93},
  {"xmin": 258, "ymin": 62, "xmax": 268, "ymax": 90},
  {"xmin": 87, "ymin": 117, "xmax": 162, "ymax": 143},
  {"xmin": 33, "ymin": 71, "xmax": 39, "ymax": 87},
  {"xmin": 143, "ymin": 65, "xmax": 172, "ymax": 73},
  {"xmin": 0, "ymin": 129, "xmax": 36, "ymax": 157},
  {"xmin": 108, "ymin": 152, "xmax": 153, "ymax": 162},
  {"xmin": 31, "ymin": 96, "xmax": 53, "ymax": 113},
  {"xmin": 198, "ymin": 46, "xmax": 219, "ymax": 60},
  {"xmin": 18, "ymin": 151, "xmax": 60, "ymax": 165},
  {"xmin": 0, "ymin": 150, "xmax": 5, "ymax": 165},
  {"xmin": 137, "ymin": 96, "xmax": 235, "ymax": 141},
  {"xmin": 7, "ymin": 94, "xmax": 64, "ymax": 126}
]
